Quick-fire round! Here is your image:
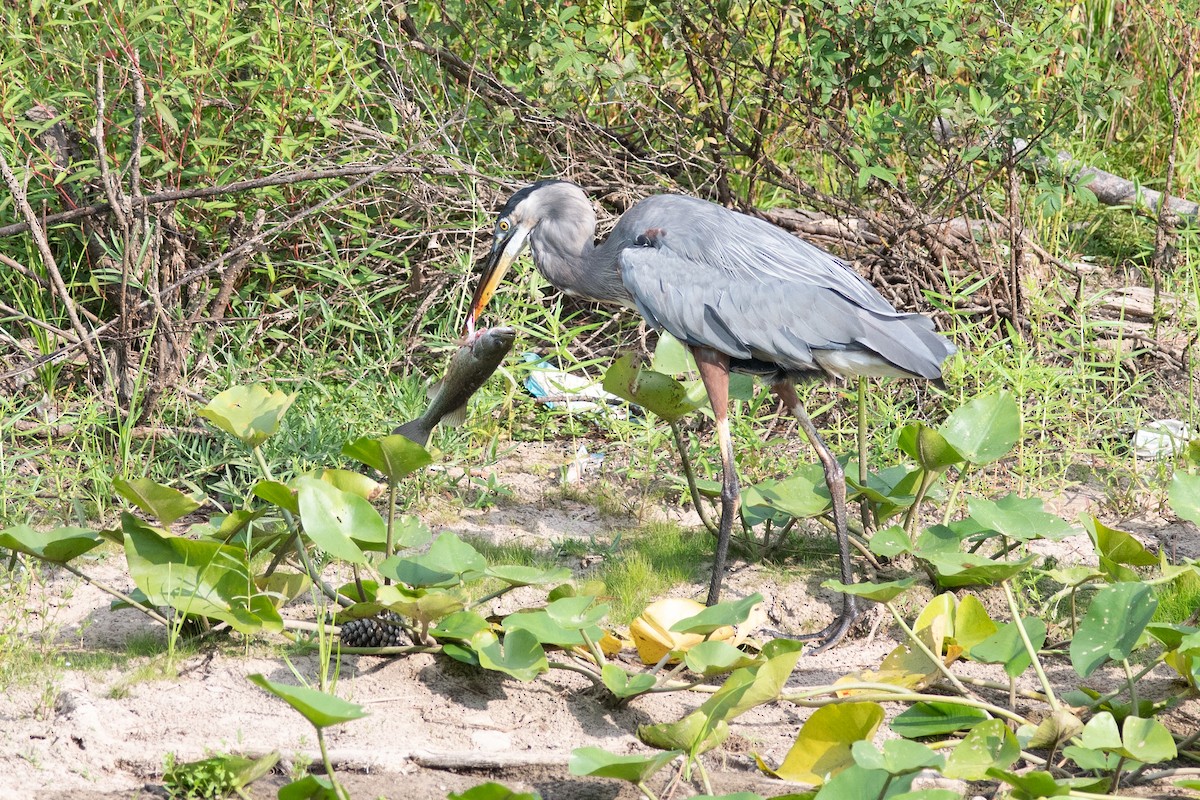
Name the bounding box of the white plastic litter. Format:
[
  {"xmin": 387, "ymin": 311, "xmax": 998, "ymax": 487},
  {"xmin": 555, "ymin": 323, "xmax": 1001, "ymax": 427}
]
[
  {"xmin": 1133, "ymin": 419, "xmax": 1194, "ymax": 460},
  {"xmin": 522, "ymin": 353, "xmax": 626, "ymax": 416},
  {"xmin": 563, "ymin": 443, "xmax": 606, "ymax": 484}
]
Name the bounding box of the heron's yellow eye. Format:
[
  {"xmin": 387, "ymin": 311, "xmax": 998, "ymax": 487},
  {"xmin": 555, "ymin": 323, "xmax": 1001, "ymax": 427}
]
[{"xmin": 498, "ymin": 219, "xmax": 510, "ymax": 232}]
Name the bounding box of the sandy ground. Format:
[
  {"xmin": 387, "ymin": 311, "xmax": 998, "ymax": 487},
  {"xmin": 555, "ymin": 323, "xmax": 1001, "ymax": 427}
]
[{"xmin": 2, "ymin": 442, "xmax": 1198, "ymax": 799}]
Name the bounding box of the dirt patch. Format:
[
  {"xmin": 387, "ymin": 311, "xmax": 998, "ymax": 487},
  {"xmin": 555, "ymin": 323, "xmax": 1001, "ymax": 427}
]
[{"xmin": 2, "ymin": 442, "xmax": 1197, "ymax": 799}]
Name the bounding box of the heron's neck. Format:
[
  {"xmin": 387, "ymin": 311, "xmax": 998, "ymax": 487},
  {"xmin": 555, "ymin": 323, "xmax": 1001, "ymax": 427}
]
[{"xmin": 532, "ymin": 223, "xmax": 633, "ymax": 307}]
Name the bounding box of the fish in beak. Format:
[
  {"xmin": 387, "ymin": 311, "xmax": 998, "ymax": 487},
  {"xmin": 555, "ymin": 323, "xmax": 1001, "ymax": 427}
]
[{"xmin": 467, "ymin": 220, "xmax": 532, "ymax": 336}]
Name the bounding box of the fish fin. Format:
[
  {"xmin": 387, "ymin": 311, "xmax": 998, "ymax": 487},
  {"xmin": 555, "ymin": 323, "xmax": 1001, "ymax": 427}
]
[
  {"xmin": 441, "ymin": 403, "xmax": 468, "ymax": 427},
  {"xmin": 426, "ymin": 379, "xmax": 443, "ymax": 402},
  {"xmin": 392, "ymin": 419, "xmax": 431, "ymax": 447}
]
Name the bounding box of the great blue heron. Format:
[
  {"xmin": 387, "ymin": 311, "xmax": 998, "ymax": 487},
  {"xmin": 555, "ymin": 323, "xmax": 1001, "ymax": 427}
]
[{"xmin": 468, "ymin": 180, "xmax": 955, "ymax": 649}]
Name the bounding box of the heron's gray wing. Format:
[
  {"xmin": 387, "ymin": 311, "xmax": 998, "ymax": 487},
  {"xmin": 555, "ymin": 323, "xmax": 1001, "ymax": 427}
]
[
  {"xmin": 615, "ymin": 195, "xmax": 898, "ymax": 315},
  {"xmin": 618, "ymin": 237, "xmax": 952, "ymax": 379}
]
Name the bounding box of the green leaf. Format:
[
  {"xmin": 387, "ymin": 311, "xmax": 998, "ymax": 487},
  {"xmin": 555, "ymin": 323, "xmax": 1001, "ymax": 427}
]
[
  {"xmin": 484, "ymin": 565, "xmax": 573, "ymax": 587},
  {"xmin": 569, "ymin": 746, "xmax": 680, "ymax": 783},
  {"xmin": 969, "ymin": 617, "xmax": 1047, "ymax": 678},
  {"xmin": 251, "ymin": 479, "xmax": 298, "ymax": 513},
  {"xmin": 122, "ymin": 514, "xmax": 282, "ymax": 634},
  {"xmin": 448, "ymin": 782, "xmax": 543, "ymax": 800},
  {"xmin": 813, "ymin": 764, "xmax": 905, "ymax": 800},
  {"xmin": 380, "ymin": 532, "xmax": 487, "ymax": 588},
  {"xmin": 921, "ymin": 553, "xmax": 1037, "ymax": 589},
  {"xmin": 377, "ymin": 584, "xmax": 463, "ymax": 627},
  {"xmin": 892, "ymin": 702, "xmax": 988, "ymax": 738},
  {"xmin": 766, "ymin": 702, "xmax": 885, "ymax": 784},
  {"xmin": 601, "ymin": 664, "xmax": 657, "ymax": 698},
  {"xmin": 851, "ymin": 739, "xmax": 943, "ymax": 774},
  {"xmin": 938, "ymin": 391, "xmax": 1021, "ymax": 465},
  {"xmin": 823, "ymin": 577, "xmax": 916, "ymax": 603},
  {"xmin": 954, "ymin": 594, "xmax": 999, "ymax": 652},
  {"xmin": 197, "ymin": 384, "xmax": 295, "ymax": 448},
  {"xmin": 471, "ymin": 629, "xmax": 548, "ymax": 681},
  {"xmin": 1169, "ymin": 472, "xmax": 1200, "ymax": 526},
  {"xmin": 1027, "ymin": 710, "xmax": 1084, "ymax": 750},
  {"xmin": 943, "ymin": 719, "xmax": 1020, "ymax": 780},
  {"xmin": 868, "ymin": 525, "xmax": 912, "ymax": 558},
  {"xmin": 113, "ymin": 477, "xmax": 202, "ymax": 525},
  {"xmin": 671, "ymin": 593, "xmax": 763, "ymax": 634},
  {"xmin": 247, "ymin": 674, "xmax": 366, "ymax": 729},
  {"xmin": 294, "ymin": 476, "xmax": 378, "ymax": 563},
  {"xmin": 1070, "ymin": 582, "xmax": 1157, "ymax": 677},
  {"xmin": 342, "ymin": 435, "xmax": 433, "ymax": 485},
  {"xmin": 986, "ymin": 769, "xmax": 1069, "ymax": 798},
  {"xmin": 1082, "ymin": 517, "xmax": 1158, "ymax": 580},
  {"xmin": 1077, "ymin": 711, "xmax": 1122, "ymax": 750},
  {"xmin": 430, "ymin": 611, "xmax": 491, "ymax": 641},
  {"xmin": 683, "ymin": 640, "xmax": 762, "ymax": 676},
  {"xmin": 278, "ymin": 774, "xmax": 339, "ymax": 800},
  {"xmin": 639, "ymin": 712, "xmax": 729, "ymax": 754},
  {"xmin": 317, "ymin": 468, "xmax": 382, "ymax": 501},
  {"xmin": 1120, "ymin": 716, "xmax": 1177, "ymax": 763},
  {"xmin": 753, "ymin": 466, "xmax": 832, "ymax": 519},
  {"xmin": 544, "ymin": 595, "xmax": 609, "ymax": 628},
  {"xmin": 897, "ymin": 423, "xmax": 962, "ymax": 472},
  {"xmin": 502, "ymin": 608, "xmax": 598, "ymax": 648},
  {"xmin": 0, "ymin": 524, "xmax": 101, "ymax": 564},
  {"xmin": 967, "ymin": 494, "xmax": 1076, "ymax": 542},
  {"xmin": 602, "ymin": 353, "xmax": 704, "ymax": 423},
  {"xmin": 651, "ymin": 331, "xmax": 695, "ymax": 374}
]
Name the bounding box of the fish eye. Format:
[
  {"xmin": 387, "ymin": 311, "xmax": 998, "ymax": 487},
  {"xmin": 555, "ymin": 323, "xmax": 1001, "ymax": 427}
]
[{"xmin": 498, "ymin": 219, "xmax": 510, "ymax": 232}]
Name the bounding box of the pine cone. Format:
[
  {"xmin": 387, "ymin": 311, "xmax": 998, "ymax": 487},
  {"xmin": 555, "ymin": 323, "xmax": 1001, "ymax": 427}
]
[{"xmin": 339, "ymin": 612, "xmax": 406, "ymax": 648}]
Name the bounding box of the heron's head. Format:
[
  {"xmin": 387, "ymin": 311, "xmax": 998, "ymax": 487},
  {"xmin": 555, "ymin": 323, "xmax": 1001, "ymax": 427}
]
[{"xmin": 467, "ymin": 180, "xmax": 593, "ymax": 332}]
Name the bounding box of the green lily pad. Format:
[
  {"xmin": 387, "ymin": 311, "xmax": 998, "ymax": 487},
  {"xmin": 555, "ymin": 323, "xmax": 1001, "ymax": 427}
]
[
  {"xmin": 278, "ymin": 774, "xmax": 339, "ymax": 800},
  {"xmin": 471, "ymin": 628, "xmax": 548, "ymax": 681},
  {"xmin": 342, "ymin": 434, "xmax": 433, "ymax": 485},
  {"xmin": 448, "ymin": 782, "xmax": 543, "ymax": 800},
  {"xmin": 603, "ymin": 353, "xmax": 704, "ymax": 423},
  {"xmin": 922, "ymin": 553, "xmax": 1037, "ymax": 589},
  {"xmin": 938, "ymin": 391, "xmax": 1021, "ymax": 465},
  {"xmin": 892, "ymin": 702, "xmax": 988, "ymax": 738},
  {"xmin": 198, "ymin": 384, "xmax": 295, "ymax": 448},
  {"xmin": 1070, "ymin": 582, "xmax": 1157, "ymax": 677},
  {"xmin": 380, "ymin": 532, "xmax": 486, "ymax": 588},
  {"xmin": 247, "ymin": 674, "xmax": 366, "ymax": 729},
  {"xmin": 0, "ymin": 524, "xmax": 101, "ymax": 564},
  {"xmin": 897, "ymin": 422, "xmax": 963, "ymax": 472},
  {"xmin": 601, "ymin": 664, "xmax": 657, "ymax": 698},
  {"xmin": 671, "ymin": 593, "xmax": 763, "ymax": 635},
  {"xmin": 295, "ymin": 476, "xmax": 384, "ymax": 563},
  {"xmin": 944, "ymin": 719, "xmax": 1020, "ymax": 780},
  {"xmin": 967, "ymin": 494, "xmax": 1076, "ymax": 542},
  {"xmin": 430, "ymin": 611, "xmax": 492, "ymax": 641},
  {"xmin": 969, "ymin": 617, "xmax": 1047, "ymax": 678},
  {"xmin": 113, "ymin": 477, "xmax": 202, "ymax": 525},
  {"xmin": 377, "ymin": 584, "xmax": 463, "ymax": 627},
  {"xmin": 823, "ymin": 577, "xmax": 917, "ymax": 603},
  {"xmin": 122, "ymin": 514, "xmax": 282, "ymax": 634},
  {"xmin": 765, "ymin": 702, "xmax": 885, "ymax": 784},
  {"xmin": 484, "ymin": 565, "xmax": 573, "ymax": 587},
  {"xmin": 1169, "ymin": 472, "xmax": 1200, "ymax": 527},
  {"xmin": 684, "ymin": 640, "xmax": 762, "ymax": 676},
  {"xmin": 251, "ymin": 479, "xmax": 299, "ymax": 514},
  {"xmin": 569, "ymin": 746, "xmax": 680, "ymax": 783}
]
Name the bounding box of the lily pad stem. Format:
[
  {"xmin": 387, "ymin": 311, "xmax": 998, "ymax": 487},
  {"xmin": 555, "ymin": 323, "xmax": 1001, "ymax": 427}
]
[
  {"xmin": 670, "ymin": 420, "xmax": 717, "ymax": 536},
  {"xmin": 1002, "ymin": 581, "xmax": 1060, "ymax": 713}
]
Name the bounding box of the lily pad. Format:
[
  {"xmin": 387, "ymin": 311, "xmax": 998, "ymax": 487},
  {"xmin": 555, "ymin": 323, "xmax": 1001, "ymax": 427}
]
[
  {"xmin": 198, "ymin": 384, "xmax": 295, "ymax": 448},
  {"xmin": 0, "ymin": 523, "xmax": 101, "ymax": 564},
  {"xmin": 247, "ymin": 674, "xmax": 366, "ymax": 729},
  {"xmin": 113, "ymin": 477, "xmax": 201, "ymax": 525},
  {"xmin": 342, "ymin": 434, "xmax": 433, "ymax": 484}
]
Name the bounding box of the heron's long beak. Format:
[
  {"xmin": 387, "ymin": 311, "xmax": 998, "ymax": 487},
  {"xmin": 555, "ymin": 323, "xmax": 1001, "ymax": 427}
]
[{"xmin": 467, "ymin": 223, "xmax": 532, "ymax": 333}]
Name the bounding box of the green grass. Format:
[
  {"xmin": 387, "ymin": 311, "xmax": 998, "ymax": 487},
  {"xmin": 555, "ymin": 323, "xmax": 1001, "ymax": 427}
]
[
  {"xmin": 1154, "ymin": 569, "xmax": 1200, "ymax": 625},
  {"xmin": 594, "ymin": 522, "xmax": 712, "ymax": 624}
]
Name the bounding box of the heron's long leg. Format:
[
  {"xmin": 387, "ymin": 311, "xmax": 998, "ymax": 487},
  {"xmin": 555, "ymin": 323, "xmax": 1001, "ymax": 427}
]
[
  {"xmin": 693, "ymin": 347, "xmax": 737, "ymax": 606},
  {"xmin": 774, "ymin": 381, "xmax": 858, "ymax": 651}
]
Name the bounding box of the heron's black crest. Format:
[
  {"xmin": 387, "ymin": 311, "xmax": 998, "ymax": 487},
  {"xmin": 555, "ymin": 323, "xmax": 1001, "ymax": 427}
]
[{"xmin": 499, "ymin": 179, "xmax": 571, "ymax": 216}]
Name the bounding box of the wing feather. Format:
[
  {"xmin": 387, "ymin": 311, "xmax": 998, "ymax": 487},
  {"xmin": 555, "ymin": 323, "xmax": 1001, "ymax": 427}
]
[{"xmin": 617, "ymin": 203, "xmax": 954, "ymax": 380}]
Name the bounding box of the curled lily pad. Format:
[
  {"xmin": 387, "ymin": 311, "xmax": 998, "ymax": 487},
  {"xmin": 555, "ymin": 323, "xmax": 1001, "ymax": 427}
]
[
  {"xmin": 0, "ymin": 524, "xmax": 101, "ymax": 564},
  {"xmin": 198, "ymin": 384, "xmax": 295, "ymax": 448}
]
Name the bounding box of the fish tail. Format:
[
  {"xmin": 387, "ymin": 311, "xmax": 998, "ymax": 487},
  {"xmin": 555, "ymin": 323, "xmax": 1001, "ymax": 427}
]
[{"xmin": 392, "ymin": 418, "xmax": 432, "ymax": 447}]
